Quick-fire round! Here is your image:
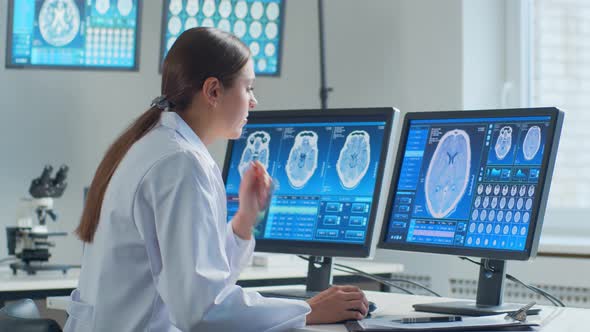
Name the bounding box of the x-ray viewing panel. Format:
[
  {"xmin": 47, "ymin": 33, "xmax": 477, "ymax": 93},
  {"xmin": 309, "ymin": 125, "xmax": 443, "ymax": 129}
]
[
  {"xmin": 7, "ymin": 0, "xmax": 141, "ymax": 69},
  {"xmin": 161, "ymin": 0, "xmax": 284, "ymax": 75},
  {"xmin": 383, "ymin": 113, "xmax": 559, "ymax": 255},
  {"xmin": 224, "ymin": 119, "xmax": 388, "ymax": 245}
]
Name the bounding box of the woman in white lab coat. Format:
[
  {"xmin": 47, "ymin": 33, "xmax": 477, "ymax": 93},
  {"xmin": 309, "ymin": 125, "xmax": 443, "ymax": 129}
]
[{"xmin": 65, "ymin": 27, "xmax": 369, "ymax": 332}]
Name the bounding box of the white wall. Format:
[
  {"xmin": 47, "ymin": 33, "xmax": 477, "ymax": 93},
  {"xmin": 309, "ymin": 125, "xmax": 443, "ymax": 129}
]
[
  {"xmin": 3, "ymin": 0, "xmax": 584, "ymax": 303},
  {"xmin": 0, "ymin": 0, "xmax": 408, "ymax": 264},
  {"xmin": 462, "ymin": 0, "xmax": 506, "ymax": 109},
  {"xmin": 0, "ymin": 1, "xmax": 159, "ymax": 263},
  {"xmin": 1, "ymin": 0, "xmax": 536, "ymax": 291}
]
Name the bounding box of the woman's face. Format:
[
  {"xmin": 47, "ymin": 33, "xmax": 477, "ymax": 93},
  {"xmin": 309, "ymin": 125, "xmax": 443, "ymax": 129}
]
[{"xmin": 217, "ymin": 58, "xmax": 257, "ymax": 139}]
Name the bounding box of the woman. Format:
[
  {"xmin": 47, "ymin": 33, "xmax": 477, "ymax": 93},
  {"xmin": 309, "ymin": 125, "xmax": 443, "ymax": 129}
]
[{"xmin": 65, "ymin": 28, "xmax": 368, "ymax": 331}]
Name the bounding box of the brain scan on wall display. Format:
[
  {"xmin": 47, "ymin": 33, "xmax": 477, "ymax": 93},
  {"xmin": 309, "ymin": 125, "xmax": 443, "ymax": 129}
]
[
  {"xmin": 7, "ymin": 0, "xmax": 141, "ymax": 69},
  {"xmin": 161, "ymin": 0, "xmax": 284, "ymax": 75}
]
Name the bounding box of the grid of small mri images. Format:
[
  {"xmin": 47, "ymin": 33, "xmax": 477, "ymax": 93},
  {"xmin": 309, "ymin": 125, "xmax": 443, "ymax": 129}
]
[
  {"xmin": 8, "ymin": 0, "xmax": 140, "ymax": 69},
  {"xmin": 161, "ymin": 0, "xmax": 284, "ymax": 75},
  {"xmin": 7, "ymin": 0, "xmax": 284, "ymax": 74}
]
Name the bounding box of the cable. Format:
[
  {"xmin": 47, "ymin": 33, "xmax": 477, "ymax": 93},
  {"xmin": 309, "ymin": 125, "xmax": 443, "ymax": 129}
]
[
  {"xmin": 458, "ymin": 256, "xmax": 565, "ymax": 307},
  {"xmin": 296, "ymin": 255, "xmax": 441, "ymax": 297},
  {"xmin": 506, "ymin": 274, "xmax": 565, "ymax": 307},
  {"xmin": 296, "ymin": 256, "xmax": 413, "ymax": 294},
  {"xmin": 460, "ymin": 256, "xmax": 564, "ymax": 306},
  {"xmin": 333, "ymin": 262, "xmax": 441, "ymax": 297},
  {"xmin": 458, "ymin": 256, "xmax": 481, "ymax": 266},
  {"xmin": 331, "ymin": 266, "xmax": 415, "ymax": 295}
]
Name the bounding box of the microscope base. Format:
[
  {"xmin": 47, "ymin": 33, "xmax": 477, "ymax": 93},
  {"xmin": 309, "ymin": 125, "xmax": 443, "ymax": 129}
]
[{"xmin": 10, "ymin": 262, "xmax": 79, "ymax": 276}]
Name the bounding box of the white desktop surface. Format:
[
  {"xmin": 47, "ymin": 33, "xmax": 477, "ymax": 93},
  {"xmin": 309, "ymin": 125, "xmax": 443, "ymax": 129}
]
[
  {"xmin": 47, "ymin": 284, "xmax": 590, "ymax": 331},
  {"xmin": 2, "ymin": 259, "xmax": 401, "ymax": 293},
  {"xmin": 247, "ymin": 286, "xmax": 587, "ymax": 332},
  {"xmin": 0, "ymin": 267, "xmax": 80, "ymax": 292},
  {"xmin": 286, "ymin": 287, "xmax": 589, "ymax": 332}
]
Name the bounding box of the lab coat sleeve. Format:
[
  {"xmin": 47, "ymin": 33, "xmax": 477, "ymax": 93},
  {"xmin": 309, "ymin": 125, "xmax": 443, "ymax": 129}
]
[
  {"xmin": 225, "ymin": 221, "xmax": 255, "ymax": 284},
  {"xmin": 135, "ymin": 151, "xmax": 310, "ymax": 332}
]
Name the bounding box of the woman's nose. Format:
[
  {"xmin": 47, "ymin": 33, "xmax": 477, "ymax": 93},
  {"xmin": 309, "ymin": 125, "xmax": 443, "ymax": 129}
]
[{"xmin": 249, "ymin": 95, "xmax": 258, "ymax": 109}]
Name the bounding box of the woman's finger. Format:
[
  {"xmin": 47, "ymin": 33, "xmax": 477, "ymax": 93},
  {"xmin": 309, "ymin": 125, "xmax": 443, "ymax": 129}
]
[
  {"xmin": 334, "ymin": 285, "xmax": 363, "ymax": 293},
  {"xmin": 347, "ymin": 300, "xmax": 368, "ymax": 316},
  {"xmin": 339, "ymin": 291, "xmax": 365, "ymax": 301},
  {"xmin": 340, "ymin": 310, "xmax": 364, "ymax": 322}
]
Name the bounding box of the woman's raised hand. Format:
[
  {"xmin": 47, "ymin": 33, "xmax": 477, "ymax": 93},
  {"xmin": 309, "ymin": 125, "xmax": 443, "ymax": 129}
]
[{"xmin": 232, "ymin": 161, "xmax": 273, "ymax": 239}]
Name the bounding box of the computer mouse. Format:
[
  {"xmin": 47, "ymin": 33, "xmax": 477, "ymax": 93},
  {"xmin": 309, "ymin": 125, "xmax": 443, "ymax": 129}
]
[
  {"xmin": 340, "ymin": 301, "xmax": 377, "ymax": 323},
  {"xmin": 368, "ymin": 301, "xmax": 377, "ymax": 313},
  {"xmin": 347, "ymin": 301, "xmax": 377, "ymax": 315}
]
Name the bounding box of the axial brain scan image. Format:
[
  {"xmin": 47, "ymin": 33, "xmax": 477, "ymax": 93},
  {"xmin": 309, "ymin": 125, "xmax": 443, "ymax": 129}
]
[
  {"xmin": 425, "ymin": 129, "xmax": 471, "ymax": 218},
  {"xmin": 117, "ymin": 0, "xmax": 133, "ymax": 16},
  {"xmin": 238, "ymin": 131, "xmax": 271, "ymax": 177},
  {"xmin": 285, "ymin": 131, "xmax": 319, "ymax": 189},
  {"xmin": 494, "ymin": 126, "xmax": 513, "ymax": 160},
  {"xmin": 523, "ymin": 126, "xmax": 541, "ymax": 160},
  {"xmin": 39, "ymin": 0, "xmax": 81, "ymax": 47},
  {"xmin": 169, "ymin": 0, "xmax": 182, "ymax": 15},
  {"xmin": 95, "ymin": 0, "xmax": 109, "ymax": 14},
  {"xmin": 336, "ymin": 131, "xmax": 371, "ymax": 189}
]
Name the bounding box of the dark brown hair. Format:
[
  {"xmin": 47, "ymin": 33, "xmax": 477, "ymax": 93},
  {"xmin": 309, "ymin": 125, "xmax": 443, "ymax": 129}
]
[{"xmin": 76, "ymin": 28, "xmax": 250, "ymax": 243}]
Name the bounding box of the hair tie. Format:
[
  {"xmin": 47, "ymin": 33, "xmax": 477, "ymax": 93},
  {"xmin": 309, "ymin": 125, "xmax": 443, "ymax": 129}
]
[{"xmin": 151, "ymin": 95, "xmax": 174, "ymax": 111}]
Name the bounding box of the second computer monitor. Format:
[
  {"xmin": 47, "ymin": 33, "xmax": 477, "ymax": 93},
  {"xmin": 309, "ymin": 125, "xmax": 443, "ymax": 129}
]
[
  {"xmin": 379, "ymin": 108, "xmax": 564, "ymax": 260},
  {"xmin": 223, "ymin": 108, "xmax": 397, "ymax": 258}
]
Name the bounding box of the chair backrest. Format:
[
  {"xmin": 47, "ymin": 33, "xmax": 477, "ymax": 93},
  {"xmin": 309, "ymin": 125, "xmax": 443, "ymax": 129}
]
[
  {"xmin": 0, "ymin": 299, "xmax": 62, "ymax": 332},
  {"xmin": 0, "ymin": 298, "xmax": 41, "ymax": 319}
]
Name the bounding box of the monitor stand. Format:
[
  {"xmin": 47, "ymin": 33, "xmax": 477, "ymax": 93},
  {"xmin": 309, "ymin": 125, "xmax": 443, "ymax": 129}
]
[
  {"xmin": 258, "ymin": 256, "xmax": 333, "ymax": 299},
  {"xmin": 413, "ymin": 259, "xmax": 541, "ymax": 316}
]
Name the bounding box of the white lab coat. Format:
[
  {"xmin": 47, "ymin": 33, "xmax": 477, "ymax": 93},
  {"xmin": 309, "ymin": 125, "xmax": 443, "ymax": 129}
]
[{"xmin": 64, "ymin": 111, "xmax": 310, "ymax": 331}]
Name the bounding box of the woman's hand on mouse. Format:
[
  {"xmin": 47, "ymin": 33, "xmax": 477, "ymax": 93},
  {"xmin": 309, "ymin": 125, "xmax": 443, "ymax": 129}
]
[{"xmin": 305, "ymin": 285, "xmax": 369, "ymax": 324}]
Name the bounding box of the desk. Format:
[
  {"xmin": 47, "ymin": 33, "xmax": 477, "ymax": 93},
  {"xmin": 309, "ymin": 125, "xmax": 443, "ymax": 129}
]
[
  {"xmin": 47, "ymin": 284, "xmax": 589, "ymax": 331},
  {"xmin": 285, "ymin": 287, "xmax": 589, "ymax": 332},
  {"xmin": 0, "ymin": 267, "xmax": 79, "ymax": 307},
  {"xmin": 1, "ymin": 259, "xmax": 401, "ymax": 307}
]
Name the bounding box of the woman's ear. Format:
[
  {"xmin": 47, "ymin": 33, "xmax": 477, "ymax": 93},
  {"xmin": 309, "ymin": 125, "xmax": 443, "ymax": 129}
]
[{"xmin": 201, "ymin": 77, "xmax": 223, "ymax": 108}]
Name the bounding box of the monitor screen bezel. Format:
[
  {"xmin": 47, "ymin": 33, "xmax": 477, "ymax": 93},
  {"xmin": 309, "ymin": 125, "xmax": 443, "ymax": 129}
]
[
  {"xmin": 5, "ymin": 0, "xmax": 142, "ymax": 71},
  {"xmin": 222, "ymin": 107, "xmax": 395, "ymax": 258},
  {"xmin": 378, "ymin": 107, "xmax": 564, "ymax": 261},
  {"xmin": 158, "ymin": 0, "xmax": 286, "ymax": 76}
]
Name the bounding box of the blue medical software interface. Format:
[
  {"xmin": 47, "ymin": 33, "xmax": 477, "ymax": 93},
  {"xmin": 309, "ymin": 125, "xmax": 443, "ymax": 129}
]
[
  {"xmin": 384, "ymin": 116, "xmax": 551, "ymax": 252},
  {"xmin": 225, "ymin": 120, "xmax": 387, "ymax": 244},
  {"xmin": 9, "ymin": 0, "xmax": 139, "ymax": 68}
]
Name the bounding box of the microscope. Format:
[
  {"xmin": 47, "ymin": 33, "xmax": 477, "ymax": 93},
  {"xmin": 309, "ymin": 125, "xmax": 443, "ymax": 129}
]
[{"xmin": 5, "ymin": 165, "xmax": 78, "ymax": 275}]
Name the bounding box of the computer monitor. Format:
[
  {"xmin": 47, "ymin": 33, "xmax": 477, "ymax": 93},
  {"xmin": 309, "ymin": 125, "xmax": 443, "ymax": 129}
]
[
  {"xmin": 378, "ymin": 107, "xmax": 564, "ymax": 315},
  {"xmin": 160, "ymin": 0, "xmax": 285, "ymax": 76},
  {"xmin": 223, "ymin": 108, "xmax": 398, "ymax": 292},
  {"xmin": 6, "ymin": 0, "xmax": 141, "ymax": 70}
]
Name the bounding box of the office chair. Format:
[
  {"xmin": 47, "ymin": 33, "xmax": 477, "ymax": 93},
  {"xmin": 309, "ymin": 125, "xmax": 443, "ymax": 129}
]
[{"xmin": 0, "ymin": 299, "xmax": 62, "ymax": 332}]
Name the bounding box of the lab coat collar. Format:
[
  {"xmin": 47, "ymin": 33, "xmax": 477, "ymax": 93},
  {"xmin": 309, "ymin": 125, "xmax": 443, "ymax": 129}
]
[{"xmin": 159, "ymin": 111, "xmax": 216, "ymax": 167}]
